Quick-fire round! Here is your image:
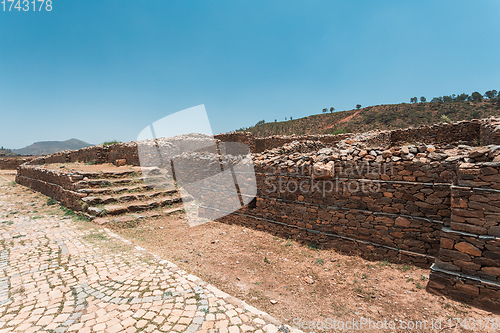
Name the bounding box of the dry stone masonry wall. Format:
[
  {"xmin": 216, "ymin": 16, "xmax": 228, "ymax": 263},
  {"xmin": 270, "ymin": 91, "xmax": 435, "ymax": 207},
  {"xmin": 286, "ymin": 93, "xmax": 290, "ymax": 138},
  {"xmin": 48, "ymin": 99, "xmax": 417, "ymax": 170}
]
[
  {"xmin": 213, "ymin": 118, "xmax": 500, "ymax": 313},
  {"xmin": 16, "ymin": 165, "xmax": 87, "ymax": 210},
  {"xmin": 12, "ymin": 117, "xmax": 500, "ymax": 313},
  {"xmin": 0, "ymin": 156, "xmax": 37, "ymax": 170}
]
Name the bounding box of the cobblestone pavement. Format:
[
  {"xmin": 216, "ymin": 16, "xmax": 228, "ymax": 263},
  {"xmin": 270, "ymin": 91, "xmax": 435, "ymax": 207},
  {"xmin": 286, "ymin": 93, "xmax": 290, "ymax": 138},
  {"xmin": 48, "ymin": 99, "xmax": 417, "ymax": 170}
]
[{"xmin": 0, "ymin": 175, "xmax": 297, "ymax": 333}]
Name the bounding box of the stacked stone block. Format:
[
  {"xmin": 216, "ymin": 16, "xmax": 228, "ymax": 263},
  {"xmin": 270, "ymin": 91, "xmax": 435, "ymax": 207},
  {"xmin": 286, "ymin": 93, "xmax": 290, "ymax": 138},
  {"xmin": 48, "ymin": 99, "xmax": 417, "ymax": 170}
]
[
  {"xmin": 390, "ymin": 120, "xmax": 481, "ymax": 145},
  {"xmin": 0, "ymin": 156, "xmax": 37, "ymax": 170},
  {"xmin": 428, "ymin": 161, "xmax": 500, "ymax": 313}
]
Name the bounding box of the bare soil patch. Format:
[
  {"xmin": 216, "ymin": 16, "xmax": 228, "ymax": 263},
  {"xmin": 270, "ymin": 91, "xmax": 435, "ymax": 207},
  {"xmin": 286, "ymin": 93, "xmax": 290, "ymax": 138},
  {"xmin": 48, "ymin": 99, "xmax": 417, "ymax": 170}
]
[
  {"xmin": 44, "ymin": 162, "xmax": 139, "ymax": 173},
  {"xmin": 111, "ymin": 212, "xmax": 499, "ymax": 332},
  {"xmin": 323, "ymin": 109, "xmax": 363, "ymax": 131}
]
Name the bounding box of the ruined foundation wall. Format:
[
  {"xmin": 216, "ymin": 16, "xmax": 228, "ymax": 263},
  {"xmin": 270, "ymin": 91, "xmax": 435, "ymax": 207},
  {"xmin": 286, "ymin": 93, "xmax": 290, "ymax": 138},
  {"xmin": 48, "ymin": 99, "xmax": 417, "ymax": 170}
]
[
  {"xmin": 480, "ymin": 118, "xmax": 500, "ymax": 146},
  {"xmin": 25, "ymin": 144, "xmax": 139, "ymax": 166},
  {"xmin": 0, "ymin": 156, "xmax": 37, "ymax": 170},
  {"xmin": 210, "ymin": 148, "xmax": 457, "ymax": 268},
  {"xmin": 12, "ymin": 117, "xmax": 500, "ymax": 312},
  {"xmin": 16, "ymin": 165, "xmax": 85, "ymax": 210},
  {"xmin": 390, "ymin": 120, "xmax": 481, "ymax": 145},
  {"xmin": 210, "ymin": 119, "xmax": 500, "ymax": 312},
  {"xmin": 428, "ymin": 161, "xmax": 500, "ymax": 313},
  {"xmin": 253, "ymin": 133, "xmax": 353, "ymax": 153}
]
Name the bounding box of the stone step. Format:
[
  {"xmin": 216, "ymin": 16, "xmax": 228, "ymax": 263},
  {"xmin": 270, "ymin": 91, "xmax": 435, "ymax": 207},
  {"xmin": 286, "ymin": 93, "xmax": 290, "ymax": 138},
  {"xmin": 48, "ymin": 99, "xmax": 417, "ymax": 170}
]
[
  {"xmin": 86, "ymin": 195, "xmax": 183, "ymax": 217},
  {"xmin": 74, "ymin": 175, "xmax": 171, "ymax": 190},
  {"xmin": 72, "ymin": 169, "xmax": 141, "ymax": 180},
  {"xmin": 101, "ymin": 170, "xmax": 138, "ymax": 178},
  {"xmin": 77, "ymin": 181, "xmax": 175, "ymax": 195},
  {"xmin": 92, "ymin": 202, "xmax": 185, "ymax": 227},
  {"xmin": 81, "ymin": 189, "xmax": 178, "ymax": 206},
  {"xmin": 80, "ymin": 187, "xmax": 177, "ymax": 202},
  {"xmin": 164, "ymin": 207, "xmax": 184, "ymax": 215}
]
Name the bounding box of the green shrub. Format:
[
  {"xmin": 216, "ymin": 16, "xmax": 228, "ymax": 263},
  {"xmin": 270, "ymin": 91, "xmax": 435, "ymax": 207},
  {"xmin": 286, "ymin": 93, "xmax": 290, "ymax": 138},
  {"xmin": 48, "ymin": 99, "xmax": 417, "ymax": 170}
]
[
  {"xmin": 331, "ymin": 128, "xmax": 346, "ymax": 135},
  {"xmin": 59, "ymin": 206, "xmax": 89, "ymax": 222},
  {"xmin": 47, "ymin": 198, "xmax": 57, "ymax": 206},
  {"xmin": 103, "ymin": 140, "xmax": 121, "ymax": 147},
  {"xmin": 440, "ymin": 114, "xmax": 451, "ymax": 123},
  {"xmin": 307, "ymin": 242, "xmax": 319, "ymax": 250}
]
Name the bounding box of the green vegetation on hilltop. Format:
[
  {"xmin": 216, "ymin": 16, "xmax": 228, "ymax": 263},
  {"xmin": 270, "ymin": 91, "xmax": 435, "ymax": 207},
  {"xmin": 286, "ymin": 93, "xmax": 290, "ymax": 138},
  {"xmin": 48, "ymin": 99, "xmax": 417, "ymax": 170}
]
[
  {"xmin": 240, "ymin": 90, "xmax": 500, "ymax": 137},
  {"xmin": 0, "ymin": 147, "xmax": 17, "ymax": 157},
  {"xmin": 103, "ymin": 140, "xmax": 121, "ymax": 147}
]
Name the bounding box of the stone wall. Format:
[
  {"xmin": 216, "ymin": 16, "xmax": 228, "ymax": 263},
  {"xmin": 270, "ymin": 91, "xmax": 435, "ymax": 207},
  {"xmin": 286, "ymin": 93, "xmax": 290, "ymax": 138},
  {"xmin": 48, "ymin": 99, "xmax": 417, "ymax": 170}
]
[
  {"xmin": 199, "ymin": 120, "xmax": 500, "ymax": 312},
  {"xmin": 215, "ymin": 132, "xmax": 256, "ymax": 153},
  {"xmin": 25, "ymin": 144, "xmax": 139, "ymax": 167},
  {"xmin": 427, "ymin": 161, "xmax": 500, "ymax": 313},
  {"xmin": 201, "ymin": 143, "xmax": 465, "ymax": 268},
  {"xmin": 10, "ymin": 117, "xmax": 500, "ymax": 313},
  {"xmin": 480, "ymin": 117, "xmax": 500, "ymax": 146},
  {"xmin": 0, "ymin": 156, "xmax": 37, "ymax": 170},
  {"xmin": 16, "ymin": 165, "xmax": 85, "ymax": 210},
  {"xmin": 253, "ymin": 133, "xmax": 352, "ymax": 153},
  {"xmin": 390, "ymin": 120, "xmax": 481, "ymax": 145}
]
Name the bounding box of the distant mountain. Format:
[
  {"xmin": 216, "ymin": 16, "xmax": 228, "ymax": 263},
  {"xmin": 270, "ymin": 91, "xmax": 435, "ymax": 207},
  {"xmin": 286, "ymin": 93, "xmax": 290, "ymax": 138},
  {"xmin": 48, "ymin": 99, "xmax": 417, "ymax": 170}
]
[{"xmin": 12, "ymin": 138, "xmax": 93, "ymax": 156}]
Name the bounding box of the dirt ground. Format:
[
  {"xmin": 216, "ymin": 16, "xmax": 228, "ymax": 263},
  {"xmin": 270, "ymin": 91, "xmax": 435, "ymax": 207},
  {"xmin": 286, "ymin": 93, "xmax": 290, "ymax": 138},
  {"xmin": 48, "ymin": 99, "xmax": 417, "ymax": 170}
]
[
  {"xmin": 44, "ymin": 162, "xmax": 140, "ymax": 173},
  {"xmin": 2, "ymin": 170, "xmax": 499, "ymax": 332},
  {"xmin": 111, "ymin": 215, "xmax": 500, "ymax": 332}
]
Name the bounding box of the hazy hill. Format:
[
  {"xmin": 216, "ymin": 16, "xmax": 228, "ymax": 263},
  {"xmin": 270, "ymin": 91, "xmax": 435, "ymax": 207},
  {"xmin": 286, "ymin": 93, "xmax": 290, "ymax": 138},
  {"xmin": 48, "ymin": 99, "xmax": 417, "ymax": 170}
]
[
  {"xmin": 12, "ymin": 138, "xmax": 93, "ymax": 156},
  {"xmin": 0, "ymin": 148, "xmax": 17, "ymax": 157},
  {"xmin": 243, "ymin": 99, "xmax": 500, "ymax": 137}
]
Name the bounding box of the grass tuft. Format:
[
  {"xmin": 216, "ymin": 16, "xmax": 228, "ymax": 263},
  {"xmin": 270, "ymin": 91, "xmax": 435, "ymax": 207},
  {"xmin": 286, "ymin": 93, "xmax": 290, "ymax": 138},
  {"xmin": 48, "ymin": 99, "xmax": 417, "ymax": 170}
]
[{"xmin": 103, "ymin": 140, "xmax": 121, "ymax": 147}]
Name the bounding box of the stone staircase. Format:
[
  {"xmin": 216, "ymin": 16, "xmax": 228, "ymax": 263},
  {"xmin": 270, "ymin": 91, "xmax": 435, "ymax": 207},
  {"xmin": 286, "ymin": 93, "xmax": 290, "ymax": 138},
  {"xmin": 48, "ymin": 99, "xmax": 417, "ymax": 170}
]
[{"xmin": 73, "ymin": 168, "xmax": 186, "ymax": 227}]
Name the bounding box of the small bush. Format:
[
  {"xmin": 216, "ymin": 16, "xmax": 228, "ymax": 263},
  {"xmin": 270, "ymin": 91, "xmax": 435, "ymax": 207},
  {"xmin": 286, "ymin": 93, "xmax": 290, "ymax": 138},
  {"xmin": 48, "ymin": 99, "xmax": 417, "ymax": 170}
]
[
  {"xmin": 331, "ymin": 128, "xmax": 346, "ymax": 135},
  {"xmin": 307, "ymin": 242, "xmax": 319, "ymax": 250},
  {"xmin": 470, "ymin": 110, "xmax": 481, "ymax": 119},
  {"xmin": 47, "ymin": 198, "xmax": 57, "ymax": 206},
  {"xmin": 398, "ymin": 265, "xmax": 413, "ymax": 272},
  {"xmin": 440, "ymin": 114, "xmax": 451, "ymax": 123},
  {"xmin": 59, "ymin": 206, "xmax": 89, "ymax": 221},
  {"xmin": 103, "ymin": 140, "xmax": 121, "ymax": 147},
  {"xmin": 83, "ymin": 232, "xmax": 108, "ymax": 241},
  {"xmin": 377, "ymin": 260, "xmax": 392, "ymax": 268}
]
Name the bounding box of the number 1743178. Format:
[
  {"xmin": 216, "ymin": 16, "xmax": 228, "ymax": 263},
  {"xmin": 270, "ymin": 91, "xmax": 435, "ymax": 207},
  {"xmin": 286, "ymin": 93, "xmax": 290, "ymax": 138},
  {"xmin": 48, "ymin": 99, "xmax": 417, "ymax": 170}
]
[{"xmin": 1, "ymin": 0, "xmax": 52, "ymax": 11}]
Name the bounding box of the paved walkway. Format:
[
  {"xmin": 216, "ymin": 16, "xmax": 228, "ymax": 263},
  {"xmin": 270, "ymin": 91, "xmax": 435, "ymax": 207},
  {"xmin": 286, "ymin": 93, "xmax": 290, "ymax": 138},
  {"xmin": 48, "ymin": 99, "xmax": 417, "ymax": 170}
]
[{"xmin": 0, "ymin": 174, "xmax": 294, "ymax": 333}]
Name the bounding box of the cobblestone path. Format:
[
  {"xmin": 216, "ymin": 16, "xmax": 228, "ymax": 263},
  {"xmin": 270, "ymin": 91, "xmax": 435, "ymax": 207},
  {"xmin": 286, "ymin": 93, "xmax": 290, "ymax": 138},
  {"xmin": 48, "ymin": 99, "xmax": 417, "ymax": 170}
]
[{"xmin": 0, "ymin": 175, "xmax": 295, "ymax": 333}]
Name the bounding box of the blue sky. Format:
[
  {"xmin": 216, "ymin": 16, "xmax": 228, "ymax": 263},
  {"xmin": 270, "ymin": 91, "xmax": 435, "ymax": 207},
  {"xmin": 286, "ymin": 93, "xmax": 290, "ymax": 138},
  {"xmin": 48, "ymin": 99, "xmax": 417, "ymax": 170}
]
[{"xmin": 1, "ymin": 0, "xmax": 499, "ymax": 148}]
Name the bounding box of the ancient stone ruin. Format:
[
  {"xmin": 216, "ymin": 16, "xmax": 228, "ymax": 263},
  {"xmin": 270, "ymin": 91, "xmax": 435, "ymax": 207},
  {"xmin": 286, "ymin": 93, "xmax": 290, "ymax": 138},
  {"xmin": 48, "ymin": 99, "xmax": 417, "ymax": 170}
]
[{"xmin": 2, "ymin": 117, "xmax": 499, "ymax": 313}]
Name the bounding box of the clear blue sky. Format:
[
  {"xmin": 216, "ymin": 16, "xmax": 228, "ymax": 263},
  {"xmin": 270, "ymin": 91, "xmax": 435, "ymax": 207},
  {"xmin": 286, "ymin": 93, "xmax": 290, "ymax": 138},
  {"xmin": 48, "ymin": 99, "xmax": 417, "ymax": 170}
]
[{"xmin": 1, "ymin": 0, "xmax": 499, "ymax": 148}]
